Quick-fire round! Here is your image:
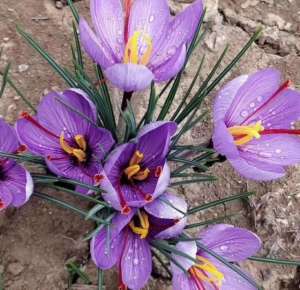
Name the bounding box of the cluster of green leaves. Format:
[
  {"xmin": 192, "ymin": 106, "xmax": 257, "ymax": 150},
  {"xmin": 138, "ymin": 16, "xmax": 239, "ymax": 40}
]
[{"xmin": 1, "ymin": 1, "xmax": 300, "ymax": 290}]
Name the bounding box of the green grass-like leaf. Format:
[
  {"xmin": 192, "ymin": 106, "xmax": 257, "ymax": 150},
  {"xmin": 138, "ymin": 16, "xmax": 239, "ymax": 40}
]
[
  {"xmin": 249, "ymin": 256, "xmax": 300, "ymax": 266},
  {"xmin": 66, "ymin": 261, "xmax": 92, "ymax": 285},
  {"xmin": 98, "ymin": 269, "xmax": 104, "ymax": 290},
  {"xmin": 67, "ymin": 0, "xmax": 80, "ymax": 24},
  {"xmin": 0, "ymin": 63, "xmax": 10, "ymax": 98}
]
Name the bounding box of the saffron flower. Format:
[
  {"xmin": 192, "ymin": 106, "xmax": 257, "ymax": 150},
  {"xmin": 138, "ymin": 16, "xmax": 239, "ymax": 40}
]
[
  {"xmin": 0, "ymin": 119, "xmax": 33, "ymax": 211},
  {"xmin": 213, "ymin": 68, "xmax": 300, "ymax": 180},
  {"xmin": 91, "ymin": 192, "xmax": 187, "ymax": 290},
  {"xmin": 16, "ymin": 89, "xmax": 114, "ymax": 192},
  {"xmin": 99, "ymin": 121, "xmax": 177, "ymax": 214},
  {"xmin": 79, "ymin": 0, "xmax": 204, "ymax": 92},
  {"xmin": 171, "ymin": 224, "xmax": 261, "ymax": 290}
]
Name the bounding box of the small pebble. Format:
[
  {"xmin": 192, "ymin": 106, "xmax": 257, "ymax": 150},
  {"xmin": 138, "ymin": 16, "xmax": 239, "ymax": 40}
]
[
  {"xmin": 18, "ymin": 64, "xmax": 29, "ymax": 73},
  {"xmin": 7, "ymin": 262, "xmax": 24, "ymax": 276},
  {"xmin": 55, "ymin": 1, "xmax": 64, "ymax": 9}
]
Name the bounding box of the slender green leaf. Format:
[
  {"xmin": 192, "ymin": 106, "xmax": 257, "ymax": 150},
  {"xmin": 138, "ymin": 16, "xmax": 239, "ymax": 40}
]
[
  {"xmin": 144, "ymin": 82, "xmax": 156, "ymax": 124},
  {"xmin": 98, "ymin": 269, "xmax": 104, "ymax": 290},
  {"xmin": 0, "ymin": 63, "xmax": 10, "ymax": 98},
  {"xmin": 85, "ymin": 204, "xmax": 106, "ymax": 220},
  {"xmin": 249, "ymin": 256, "xmax": 300, "ymax": 266},
  {"xmin": 66, "ymin": 0, "xmax": 80, "ymax": 23},
  {"xmin": 151, "ymin": 249, "xmax": 172, "ymax": 278},
  {"xmin": 171, "ymin": 177, "xmax": 216, "ymax": 187},
  {"xmin": 72, "ymin": 21, "xmax": 84, "ymax": 71},
  {"xmin": 185, "ymin": 214, "xmax": 237, "ymax": 229},
  {"xmin": 0, "ymin": 151, "xmax": 45, "ymax": 165},
  {"xmin": 66, "ymin": 262, "xmax": 92, "ymax": 284},
  {"xmin": 187, "ymin": 192, "xmax": 255, "ymax": 215}
]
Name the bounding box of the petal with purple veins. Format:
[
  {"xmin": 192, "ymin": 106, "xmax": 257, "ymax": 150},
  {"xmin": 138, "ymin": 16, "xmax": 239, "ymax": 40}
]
[
  {"xmin": 0, "ymin": 186, "xmax": 13, "ymax": 211},
  {"xmin": 172, "ymin": 272, "xmax": 198, "ymax": 290},
  {"xmin": 0, "ymin": 118, "xmax": 19, "ymax": 153},
  {"xmin": 104, "ymin": 63, "xmax": 154, "ymax": 92},
  {"xmin": 228, "ymin": 155, "xmax": 285, "ymax": 181},
  {"xmin": 198, "ymin": 224, "xmax": 261, "ymax": 262},
  {"xmin": 120, "ymin": 231, "xmax": 152, "ymax": 289},
  {"xmin": 153, "ymin": 45, "xmax": 186, "ymax": 82},
  {"xmin": 241, "ymin": 134, "xmax": 300, "ymax": 166},
  {"xmin": 150, "ymin": 0, "xmax": 203, "ymax": 68},
  {"xmin": 225, "ymin": 68, "xmax": 281, "ymax": 126},
  {"xmin": 128, "ymin": 0, "xmax": 170, "ymax": 53},
  {"xmin": 91, "ymin": 211, "xmax": 134, "ymax": 269},
  {"xmin": 90, "ymin": 0, "xmax": 125, "ymax": 62},
  {"xmin": 214, "ymin": 75, "xmax": 248, "ymax": 123},
  {"xmin": 79, "ymin": 18, "xmax": 116, "ymax": 69}
]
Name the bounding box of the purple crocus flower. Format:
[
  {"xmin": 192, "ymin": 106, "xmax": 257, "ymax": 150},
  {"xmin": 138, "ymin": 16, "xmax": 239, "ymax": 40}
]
[
  {"xmin": 171, "ymin": 224, "xmax": 261, "ymax": 290},
  {"xmin": 79, "ymin": 0, "xmax": 204, "ymax": 92},
  {"xmin": 0, "ymin": 119, "xmax": 33, "ymax": 211},
  {"xmin": 16, "ymin": 89, "xmax": 114, "ymax": 193},
  {"xmin": 213, "ymin": 68, "xmax": 300, "ymax": 180},
  {"xmin": 98, "ymin": 121, "xmax": 177, "ymax": 214},
  {"xmin": 91, "ymin": 191, "xmax": 187, "ymax": 290}
]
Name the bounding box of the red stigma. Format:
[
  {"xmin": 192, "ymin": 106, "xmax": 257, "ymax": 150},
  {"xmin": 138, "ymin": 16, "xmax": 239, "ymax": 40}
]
[
  {"xmin": 145, "ymin": 194, "xmax": 153, "ymax": 202},
  {"xmin": 16, "ymin": 144, "xmax": 28, "ymax": 153},
  {"xmin": 94, "ymin": 174, "xmax": 104, "ymax": 185},
  {"xmin": 155, "ymin": 166, "xmax": 162, "ymax": 178},
  {"xmin": 121, "ymin": 205, "xmax": 131, "ymax": 215},
  {"xmin": 0, "ymin": 199, "xmax": 5, "ymax": 210},
  {"xmin": 118, "ymin": 282, "xmax": 128, "ymax": 290},
  {"xmin": 124, "ymin": 0, "xmax": 132, "ymax": 43}
]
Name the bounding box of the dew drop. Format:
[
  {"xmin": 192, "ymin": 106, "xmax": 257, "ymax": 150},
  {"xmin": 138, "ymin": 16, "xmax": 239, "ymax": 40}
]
[
  {"xmin": 167, "ymin": 46, "xmax": 176, "ymax": 56},
  {"xmin": 249, "ymin": 102, "xmax": 255, "ymax": 108},
  {"xmin": 275, "ymin": 149, "xmax": 282, "ymax": 154},
  {"xmin": 220, "ymin": 245, "xmax": 228, "ymax": 251},
  {"xmin": 133, "ymin": 258, "xmax": 139, "ymax": 265},
  {"xmin": 241, "ymin": 110, "xmax": 248, "ymax": 118},
  {"xmin": 149, "ymin": 15, "xmax": 154, "ymax": 23},
  {"xmin": 257, "ymin": 96, "xmax": 262, "ymax": 102}
]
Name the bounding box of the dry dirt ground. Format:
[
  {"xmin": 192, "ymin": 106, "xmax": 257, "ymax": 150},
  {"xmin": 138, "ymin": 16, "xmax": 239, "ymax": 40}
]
[{"xmin": 0, "ymin": 0, "xmax": 300, "ymax": 289}]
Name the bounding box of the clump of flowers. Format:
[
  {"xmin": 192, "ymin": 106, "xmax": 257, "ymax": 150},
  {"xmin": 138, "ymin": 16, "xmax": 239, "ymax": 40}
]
[{"xmin": 0, "ymin": 0, "xmax": 299, "ymax": 289}]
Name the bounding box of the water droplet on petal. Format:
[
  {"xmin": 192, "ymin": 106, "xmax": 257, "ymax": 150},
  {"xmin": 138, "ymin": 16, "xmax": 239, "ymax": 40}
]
[
  {"xmin": 149, "ymin": 15, "xmax": 154, "ymax": 23},
  {"xmin": 249, "ymin": 102, "xmax": 255, "ymax": 108},
  {"xmin": 275, "ymin": 149, "xmax": 282, "ymax": 154},
  {"xmin": 241, "ymin": 110, "xmax": 248, "ymax": 118},
  {"xmin": 257, "ymin": 96, "xmax": 262, "ymax": 102},
  {"xmin": 167, "ymin": 46, "xmax": 176, "ymax": 56},
  {"xmin": 133, "ymin": 258, "xmax": 139, "ymax": 265},
  {"xmin": 220, "ymin": 245, "xmax": 228, "ymax": 251}
]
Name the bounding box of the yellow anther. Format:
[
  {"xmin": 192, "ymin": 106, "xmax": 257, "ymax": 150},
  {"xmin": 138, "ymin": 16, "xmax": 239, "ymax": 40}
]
[
  {"xmin": 192, "ymin": 256, "xmax": 224, "ymax": 287},
  {"xmin": 124, "ymin": 164, "xmax": 141, "ymax": 180},
  {"xmin": 228, "ymin": 121, "xmax": 264, "ymax": 146},
  {"xmin": 60, "ymin": 132, "xmax": 87, "ymax": 162},
  {"xmin": 129, "ymin": 150, "xmax": 144, "ymax": 166},
  {"xmin": 75, "ymin": 135, "xmax": 87, "ymax": 151},
  {"xmin": 133, "ymin": 168, "xmax": 150, "ymax": 181},
  {"xmin": 129, "ymin": 211, "xmax": 149, "ymax": 239},
  {"xmin": 123, "ymin": 31, "xmax": 153, "ymax": 65}
]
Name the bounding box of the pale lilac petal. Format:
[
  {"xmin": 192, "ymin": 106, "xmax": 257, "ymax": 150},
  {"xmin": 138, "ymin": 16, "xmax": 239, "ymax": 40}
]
[
  {"xmin": 241, "ymin": 134, "xmax": 300, "ymax": 166},
  {"xmin": 145, "ymin": 192, "xmax": 187, "ymax": 219},
  {"xmin": 150, "ymin": 0, "xmax": 203, "ymax": 67},
  {"xmin": 214, "ymin": 75, "xmax": 248, "ymax": 123},
  {"xmin": 212, "ymin": 259, "xmax": 257, "ymax": 290},
  {"xmin": 104, "ymin": 63, "xmax": 154, "ymax": 92},
  {"xmin": 137, "ymin": 121, "xmax": 177, "ymax": 140},
  {"xmin": 212, "ymin": 121, "xmax": 239, "ymax": 159},
  {"xmin": 198, "ymin": 224, "xmax": 261, "ymax": 262},
  {"xmin": 172, "ymin": 272, "xmax": 198, "ymax": 290},
  {"xmin": 247, "ymin": 89, "xmax": 300, "ymax": 129},
  {"xmin": 171, "ymin": 241, "xmax": 197, "ymax": 275},
  {"xmin": 121, "ymin": 232, "xmax": 152, "ymax": 289},
  {"xmin": 155, "ymin": 217, "xmax": 187, "ymax": 240},
  {"xmin": 153, "ymin": 45, "xmax": 186, "ymax": 82},
  {"xmin": 0, "ymin": 119, "xmax": 19, "ymax": 153},
  {"xmin": 90, "ymin": 0, "xmax": 124, "ymax": 61},
  {"xmin": 128, "ymin": 0, "xmax": 169, "ymax": 52},
  {"xmin": 1, "ymin": 162, "xmax": 33, "ymax": 207},
  {"xmin": 225, "ymin": 68, "xmax": 281, "ymax": 126},
  {"xmin": 91, "ymin": 211, "xmax": 134, "ymax": 269},
  {"xmin": 79, "ymin": 18, "xmax": 115, "ymax": 69},
  {"xmin": 228, "ymin": 155, "xmax": 285, "ymax": 181},
  {"xmin": 152, "ymin": 163, "xmax": 170, "ymax": 199},
  {"xmin": 0, "ymin": 186, "xmax": 13, "ymax": 211}
]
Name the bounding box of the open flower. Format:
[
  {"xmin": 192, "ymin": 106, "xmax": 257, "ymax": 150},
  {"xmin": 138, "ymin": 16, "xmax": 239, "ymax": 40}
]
[
  {"xmin": 16, "ymin": 89, "xmax": 114, "ymax": 193},
  {"xmin": 98, "ymin": 121, "xmax": 177, "ymax": 214},
  {"xmin": 79, "ymin": 0, "xmax": 204, "ymax": 92},
  {"xmin": 213, "ymin": 68, "xmax": 300, "ymax": 180},
  {"xmin": 171, "ymin": 224, "xmax": 261, "ymax": 290},
  {"xmin": 91, "ymin": 192, "xmax": 187, "ymax": 290},
  {"xmin": 0, "ymin": 119, "xmax": 33, "ymax": 211}
]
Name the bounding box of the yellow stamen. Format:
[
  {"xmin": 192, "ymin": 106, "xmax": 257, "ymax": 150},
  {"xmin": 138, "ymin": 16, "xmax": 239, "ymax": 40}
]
[
  {"xmin": 124, "ymin": 164, "xmax": 141, "ymax": 180},
  {"xmin": 129, "ymin": 150, "xmax": 144, "ymax": 166},
  {"xmin": 228, "ymin": 121, "xmax": 264, "ymax": 146},
  {"xmin": 129, "ymin": 211, "xmax": 149, "ymax": 239},
  {"xmin": 192, "ymin": 256, "xmax": 224, "ymax": 287},
  {"xmin": 133, "ymin": 168, "xmax": 150, "ymax": 181},
  {"xmin": 75, "ymin": 135, "xmax": 87, "ymax": 151},
  {"xmin": 123, "ymin": 31, "xmax": 153, "ymax": 65},
  {"xmin": 60, "ymin": 132, "xmax": 87, "ymax": 162}
]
